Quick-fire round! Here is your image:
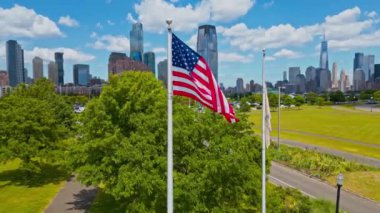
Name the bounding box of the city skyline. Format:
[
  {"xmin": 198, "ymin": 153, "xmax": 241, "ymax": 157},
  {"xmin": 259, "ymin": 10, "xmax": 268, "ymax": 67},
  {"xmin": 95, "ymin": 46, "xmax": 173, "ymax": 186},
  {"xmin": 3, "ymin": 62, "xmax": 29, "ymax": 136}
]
[{"xmin": 0, "ymin": 0, "xmax": 380, "ymax": 87}]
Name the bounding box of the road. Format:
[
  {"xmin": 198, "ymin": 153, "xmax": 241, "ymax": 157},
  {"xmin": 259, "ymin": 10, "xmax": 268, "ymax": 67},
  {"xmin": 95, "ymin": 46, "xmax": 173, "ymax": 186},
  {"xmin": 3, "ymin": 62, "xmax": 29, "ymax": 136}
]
[
  {"xmin": 279, "ymin": 138, "xmax": 380, "ymax": 169},
  {"xmin": 44, "ymin": 175, "xmax": 97, "ymax": 213},
  {"xmin": 270, "ymin": 162, "xmax": 380, "ymax": 213}
]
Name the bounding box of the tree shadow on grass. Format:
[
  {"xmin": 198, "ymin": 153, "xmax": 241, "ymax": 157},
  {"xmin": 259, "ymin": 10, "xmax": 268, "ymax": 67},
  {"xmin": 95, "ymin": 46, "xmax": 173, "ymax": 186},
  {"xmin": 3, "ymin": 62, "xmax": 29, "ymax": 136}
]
[{"xmin": 0, "ymin": 163, "xmax": 70, "ymax": 188}]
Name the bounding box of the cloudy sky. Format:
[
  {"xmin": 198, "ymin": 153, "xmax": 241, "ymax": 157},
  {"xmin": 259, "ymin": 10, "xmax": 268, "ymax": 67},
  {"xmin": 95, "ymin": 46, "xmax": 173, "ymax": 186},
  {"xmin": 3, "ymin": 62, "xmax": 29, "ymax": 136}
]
[{"xmin": 0, "ymin": 0, "xmax": 379, "ymax": 87}]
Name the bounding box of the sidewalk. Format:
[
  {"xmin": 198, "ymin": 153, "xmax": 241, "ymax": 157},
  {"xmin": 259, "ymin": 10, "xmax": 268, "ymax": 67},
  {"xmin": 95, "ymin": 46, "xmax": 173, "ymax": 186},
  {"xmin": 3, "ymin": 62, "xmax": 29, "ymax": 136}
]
[{"xmin": 44, "ymin": 175, "xmax": 97, "ymax": 213}]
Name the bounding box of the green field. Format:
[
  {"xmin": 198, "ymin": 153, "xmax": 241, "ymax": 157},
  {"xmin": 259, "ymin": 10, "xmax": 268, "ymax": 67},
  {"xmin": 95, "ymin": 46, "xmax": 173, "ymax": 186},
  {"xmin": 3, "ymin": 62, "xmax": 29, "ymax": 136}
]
[
  {"xmin": 249, "ymin": 105, "xmax": 380, "ymax": 159},
  {"xmin": 0, "ymin": 160, "xmax": 67, "ymax": 213}
]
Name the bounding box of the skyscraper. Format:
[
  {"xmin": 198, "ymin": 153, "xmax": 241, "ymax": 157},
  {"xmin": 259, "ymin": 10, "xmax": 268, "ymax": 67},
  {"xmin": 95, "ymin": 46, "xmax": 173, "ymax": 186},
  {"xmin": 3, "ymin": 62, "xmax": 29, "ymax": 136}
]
[
  {"xmin": 375, "ymin": 64, "xmax": 380, "ymax": 80},
  {"xmin": 319, "ymin": 35, "xmax": 329, "ymax": 70},
  {"xmin": 288, "ymin": 67, "xmax": 300, "ymax": 84},
  {"xmin": 33, "ymin": 57, "xmax": 44, "ymax": 81},
  {"xmin": 73, "ymin": 64, "xmax": 90, "ymax": 86},
  {"xmin": 353, "ymin": 68, "xmax": 365, "ymax": 91},
  {"xmin": 55, "ymin": 52, "xmax": 64, "ymax": 85},
  {"xmin": 295, "ymin": 74, "xmax": 306, "ymax": 94},
  {"xmin": 48, "ymin": 61, "xmax": 58, "ymax": 85},
  {"xmin": 158, "ymin": 59, "xmax": 168, "ymax": 87},
  {"xmin": 353, "ymin": 53, "xmax": 364, "ymax": 71},
  {"xmin": 332, "ymin": 62, "xmax": 338, "ymax": 88},
  {"xmin": 107, "ymin": 52, "xmax": 150, "ymax": 80},
  {"xmin": 283, "ymin": 71, "xmax": 287, "ymax": 81},
  {"xmin": 366, "ymin": 55, "xmax": 375, "ymax": 81},
  {"xmin": 130, "ymin": 22, "xmax": 144, "ymax": 62},
  {"xmin": 143, "ymin": 52, "xmax": 155, "ymax": 75},
  {"xmin": 6, "ymin": 40, "xmax": 24, "ymax": 86},
  {"xmin": 319, "ymin": 69, "xmax": 331, "ymax": 92},
  {"xmin": 236, "ymin": 78, "xmax": 244, "ymax": 94},
  {"xmin": 197, "ymin": 25, "xmax": 218, "ymax": 82}
]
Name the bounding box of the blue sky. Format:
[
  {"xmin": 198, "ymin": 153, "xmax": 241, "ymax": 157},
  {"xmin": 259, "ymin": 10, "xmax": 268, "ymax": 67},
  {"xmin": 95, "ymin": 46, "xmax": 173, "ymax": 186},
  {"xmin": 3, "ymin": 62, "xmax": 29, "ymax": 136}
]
[{"xmin": 0, "ymin": 0, "xmax": 379, "ymax": 87}]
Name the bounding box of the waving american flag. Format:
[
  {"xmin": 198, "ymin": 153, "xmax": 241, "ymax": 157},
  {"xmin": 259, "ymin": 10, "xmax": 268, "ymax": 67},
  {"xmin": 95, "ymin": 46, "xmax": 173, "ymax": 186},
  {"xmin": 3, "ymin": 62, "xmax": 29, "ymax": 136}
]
[{"xmin": 171, "ymin": 33, "xmax": 238, "ymax": 123}]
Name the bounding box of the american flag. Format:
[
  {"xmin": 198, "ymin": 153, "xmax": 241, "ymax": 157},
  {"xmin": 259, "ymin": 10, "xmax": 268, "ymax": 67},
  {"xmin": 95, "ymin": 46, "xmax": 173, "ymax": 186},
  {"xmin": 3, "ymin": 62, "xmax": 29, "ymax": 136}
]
[{"xmin": 171, "ymin": 33, "xmax": 238, "ymax": 123}]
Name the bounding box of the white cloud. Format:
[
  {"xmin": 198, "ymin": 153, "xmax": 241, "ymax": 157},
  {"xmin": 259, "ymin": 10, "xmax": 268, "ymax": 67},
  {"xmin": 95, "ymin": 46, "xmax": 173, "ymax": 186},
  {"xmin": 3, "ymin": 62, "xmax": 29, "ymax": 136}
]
[
  {"xmin": 219, "ymin": 23, "xmax": 315, "ymax": 50},
  {"xmin": 107, "ymin": 20, "xmax": 115, "ymax": 26},
  {"xmin": 24, "ymin": 47, "xmax": 95, "ymax": 63},
  {"xmin": 329, "ymin": 30, "xmax": 380, "ymax": 50},
  {"xmin": 273, "ymin": 48, "xmax": 301, "ymax": 58},
  {"xmin": 105, "ymin": 0, "xmax": 112, "ymax": 4},
  {"xmin": 265, "ymin": 56, "xmax": 276, "ymax": 61},
  {"xmin": 219, "ymin": 6, "xmax": 380, "ymax": 51},
  {"xmin": 90, "ymin": 34, "xmax": 130, "ymax": 52},
  {"xmin": 126, "ymin": 13, "xmax": 137, "ymax": 24},
  {"xmin": 219, "ymin": 52, "xmax": 253, "ymax": 63},
  {"xmin": 263, "ymin": 0, "xmax": 274, "ymax": 9},
  {"xmin": 152, "ymin": 47, "xmax": 166, "ymax": 54},
  {"xmin": 170, "ymin": 0, "xmax": 179, "ymax": 3},
  {"xmin": 207, "ymin": 0, "xmax": 255, "ymax": 21},
  {"xmin": 96, "ymin": 22, "xmax": 103, "ymax": 29},
  {"xmin": 90, "ymin": 32, "xmax": 97, "ymax": 38},
  {"xmin": 131, "ymin": 0, "xmax": 255, "ymax": 33},
  {"xmin": 0, "ymin": 4, "xmax": 63, "ymax": 38},
  {"xmin": 187, "ymin": 33, "xmax": 198, "ymax": 49},
  {"xmin": 58, "ymin": 15, "xmax": 79, "ymax": 27},
  {"xmin": 0, "ymin": 42, "xmax": 5, "ymax": 58},
  {"xmin": 367, "ymin": 11, "xmax": 378, "ymax": 18}
]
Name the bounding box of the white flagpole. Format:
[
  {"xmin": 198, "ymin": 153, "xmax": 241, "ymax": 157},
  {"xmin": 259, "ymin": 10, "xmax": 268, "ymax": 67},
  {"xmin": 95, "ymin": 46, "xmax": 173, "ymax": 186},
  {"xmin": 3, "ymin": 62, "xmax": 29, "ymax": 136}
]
[
  {"xmin": 261, "ymin": 48, "xmax": 266, "ymax": 213},
  {"xmin": 166, "ymin": 20, "xmax": 174, "ymax": 213}
]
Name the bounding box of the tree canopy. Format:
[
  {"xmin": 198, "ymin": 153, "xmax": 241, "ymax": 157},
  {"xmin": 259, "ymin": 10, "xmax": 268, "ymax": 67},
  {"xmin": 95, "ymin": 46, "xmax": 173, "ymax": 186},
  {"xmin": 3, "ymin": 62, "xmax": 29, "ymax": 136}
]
[
  {"xmin": 0, "ymin": 79, "xmax": 72, "ymax": 174},
  {"xmin": 70, "ymin": 72, "xmax": 264, "ymax": 212}
]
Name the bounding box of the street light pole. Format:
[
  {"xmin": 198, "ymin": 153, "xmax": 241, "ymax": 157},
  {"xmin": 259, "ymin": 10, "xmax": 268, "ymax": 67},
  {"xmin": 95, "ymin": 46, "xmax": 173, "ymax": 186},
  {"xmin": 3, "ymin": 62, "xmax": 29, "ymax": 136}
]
[
  {"xmin": 335, "ymin": 173, "xmax": 344, "ymax": 213},
  {"xmin": 371, "ymin": 96, "xmax": 373, "ymax": 112}
]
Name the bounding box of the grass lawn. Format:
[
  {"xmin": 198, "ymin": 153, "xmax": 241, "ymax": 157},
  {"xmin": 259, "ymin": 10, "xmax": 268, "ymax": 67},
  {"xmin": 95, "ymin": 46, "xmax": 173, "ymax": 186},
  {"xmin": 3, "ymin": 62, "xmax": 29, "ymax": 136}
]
[
  {"xmin": 0, "ymin": 160, "xmax": 68, "ymax": 213},
  {"xmin": 326, "ymin": 171, "xmax": 380, "ymax": 203},
  {"xmin": 248, "ymin": 105, "xmax": 380, "ymax": 159}
]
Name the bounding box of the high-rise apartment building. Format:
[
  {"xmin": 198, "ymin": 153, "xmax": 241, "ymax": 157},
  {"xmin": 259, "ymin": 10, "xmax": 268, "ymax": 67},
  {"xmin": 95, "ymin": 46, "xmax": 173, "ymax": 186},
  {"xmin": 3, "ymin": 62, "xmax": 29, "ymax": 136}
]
[
  {"xmin": 283, "ymin": 71, "xmax": 287, "ymax": 81},
  {"xmin": 353, "ymin": 69, "xmax": 365, "ymax": 91},
  {"xmin": 236, "ymin": 78, "xmax": 244, "ymax": 94},
  {"xmin": 73, "ymin": 64, "xmax": 90, "ymax": 86},
  {"xmin": 33, "ymin": 57, "xmax": 44, "ymax": 81},
  {"xmin": 197, "ymin": 25, "xmax": 218, "ymax": 82},
  {"xmin": 331, "ymin": 62, "xmax": 338, "ymax": 89},
  {"xmin": 130, "ymin": 22, "xmax": 144, "ymax": 62},
  {"xmin": 0, "ymin": 71, "xmax": 9, "ymax": 86},
  {"xmin": 55, "ymin": 52, "xmax": 64, "ymax": 85},
  {"xmin": 319, "ymin": 35, "xmax": 329, "ymax": 70},
  {"xmin": 158, "ymin": 59, "xmax": 168, "ymax": 87},
  {"xmin": 6, "ymin": 40, "xmax": 24, "ymax": 86},
  {"xmin": 48, "ymin": 61, "xmax": 58, "ymax": 85},
  {"xmin": 366, "ymin": 55, "xmax": 375, "ymax": 81},
  {"xmin": 288, "ymin": 67, "xmax": 300, "ymax": 84},
  {"xmin": 108, "ymin": 52, "xmax": 150, "ymax": 80},
  {"xmin": 143, "ymin": 52, "xmax": 155, "ymax": 75}
]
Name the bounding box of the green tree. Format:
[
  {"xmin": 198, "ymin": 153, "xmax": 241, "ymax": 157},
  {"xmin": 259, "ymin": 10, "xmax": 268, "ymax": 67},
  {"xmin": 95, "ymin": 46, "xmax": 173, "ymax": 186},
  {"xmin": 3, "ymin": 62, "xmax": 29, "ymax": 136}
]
[
  {"xmin": 0, "ymin": 79, "xmax": 73, "ymax": 174},
  {"xmin": 294, "ymin": 95, "xmax": 305, "ymax": 109},
  {"xmin": 283, "ymin": 95, "xmax": 294, "ymax": 107},
  {"xmin": 239, "ymin": 96, "xmax": 251, "ymax": 112},
  {"xmin": 305, "ymin": 92, "xmax": 318, "ymax": 105},
  {"xmin": 316, "ymin": 97, "xmax": 325, "ymax": 107},
  {"xmin": 268, "ymin": 93, "xmax": 278, "ymax": 109},
  {"xmin": 70, "ymin": 72, "xmax": 264, "ymax": 211},
  {"xmin": 329, "ymin": 91, "xmax": 346, "ymax": 103},
  {"xmin": 374, "ymin": 90, "xmax": 380, "ymax": 102}
]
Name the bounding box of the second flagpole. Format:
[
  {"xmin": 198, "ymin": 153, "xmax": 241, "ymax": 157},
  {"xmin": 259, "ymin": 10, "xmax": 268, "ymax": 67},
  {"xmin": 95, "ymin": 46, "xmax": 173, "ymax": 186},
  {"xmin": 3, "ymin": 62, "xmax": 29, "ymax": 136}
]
[
  {"xmin": 166, "ymin": 20, "xmax": 174, "ymax": 213},
  {"xmin": 261, "ymin": 48, "xmax": 266, "ymax": 213}
]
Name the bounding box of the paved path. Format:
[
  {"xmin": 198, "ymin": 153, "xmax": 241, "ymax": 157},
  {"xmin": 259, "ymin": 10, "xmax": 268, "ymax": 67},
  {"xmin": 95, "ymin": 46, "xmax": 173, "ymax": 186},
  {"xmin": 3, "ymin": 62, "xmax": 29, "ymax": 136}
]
[
  {"xmin": 355, "ymin": 105, "xmax": 380, "ymax": 113},
  {"xmin": 270, "ymin": 162, "xmax": 380, "ymax": 213},
  {"xmin": 44, "ymin": 175, "xmax": 97, "ymax": 213},
  {"xmin": 279, "ymin": 139, "xmax": 380, "ymax": 168}
]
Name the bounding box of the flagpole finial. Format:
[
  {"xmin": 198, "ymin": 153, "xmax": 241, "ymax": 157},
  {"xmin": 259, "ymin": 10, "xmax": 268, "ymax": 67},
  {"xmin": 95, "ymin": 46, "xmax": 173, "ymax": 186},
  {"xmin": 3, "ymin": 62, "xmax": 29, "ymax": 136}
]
[
  {"xmin": 262, "ymin": 48, "xmax": 266, "ymax": 57},
  {"xmin": 166, "ymin": 20, "xmax": 173, "ymax": 30}
]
